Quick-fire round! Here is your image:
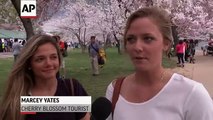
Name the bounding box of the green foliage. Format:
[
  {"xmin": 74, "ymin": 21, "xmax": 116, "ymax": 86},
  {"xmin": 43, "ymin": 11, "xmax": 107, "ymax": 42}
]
[
  {"xmin": 65, "ymin": 48, "xmax": 134, "ymax": 100},
  {"xmin": 0, "ymin": 48, "xmax": 176, "ymax": 101},
  {"xmin": 0, "ymin": 58, "xmax": 13, "ymax": 96}
]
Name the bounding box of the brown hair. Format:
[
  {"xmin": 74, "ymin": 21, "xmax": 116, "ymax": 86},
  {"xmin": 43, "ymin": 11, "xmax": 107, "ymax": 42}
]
[
  {"xmin": 53, "ymin": 35, "xmax": 61, "ymax": 42},
  {"xmin": 0, "ymin": 34, "xmax": 62, "ymax": 120},
  {"xmin": 91, "ymin": 36, "xmax": 96, "ymax": 39},
  {"xmin": 124, "ymin": 7, "xmax": 173, "ymax": 48}
]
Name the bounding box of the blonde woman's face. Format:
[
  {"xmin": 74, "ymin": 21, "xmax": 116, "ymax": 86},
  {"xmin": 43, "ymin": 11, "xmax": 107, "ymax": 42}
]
[
  {"xmin": 30, "ymin": 43, "xmax": 60, "ymax": 80},
  {"xmin": 125, "ymin": 17, "xmax": 168, "ymax": 71}
]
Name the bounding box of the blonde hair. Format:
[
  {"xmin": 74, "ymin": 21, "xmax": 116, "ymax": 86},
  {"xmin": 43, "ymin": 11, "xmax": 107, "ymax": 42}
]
[
  {"xmin": 0, "ymin": 34, "xmax": 62, "ymax": 120},
  {"xmin": 124, "ymin": 7, "xmax": 173, "ymax": 49}
]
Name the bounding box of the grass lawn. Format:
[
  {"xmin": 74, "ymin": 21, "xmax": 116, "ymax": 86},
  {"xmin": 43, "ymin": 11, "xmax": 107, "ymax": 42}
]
[{"xmin": 0, "ymin": 48, "xmax": 176, "ymax": 101}]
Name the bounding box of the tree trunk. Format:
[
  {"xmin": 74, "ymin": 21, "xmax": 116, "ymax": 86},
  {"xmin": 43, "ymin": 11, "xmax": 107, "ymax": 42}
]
[
  {"xmin": 103, "ymin": 33, "xmax": 107, "ymax": 49},
  {"xmin": 20, "ymin": 19, "xmax": 34, "ymax": 40},
  {"xmin": 82, "ymin": 28, "xmax": 87, "ymax": 53},
  {"xmin": 113, "ymin": 33, "xmax": 121, "ymax": 54},
  {"xmin": 105, "ymin": 33, "xmax": 112, "ymax": 49},
  {"xmin": 74, "ymin": 32, "xmax": 86, "ymax": 53},
  {"xmin": 10, "ymin": 0, "xmax": 34, "ymax": 40},
  {"xmin": 81, "ymin": 45, "xmax": 87, "ymax": 53},
  {"xmin": 210, "ymin": 33, "xmax": 213, "ymax": 40},
  {"xmin": 172, "ymin": 25, "xmax": 179, "ymax": 48}
]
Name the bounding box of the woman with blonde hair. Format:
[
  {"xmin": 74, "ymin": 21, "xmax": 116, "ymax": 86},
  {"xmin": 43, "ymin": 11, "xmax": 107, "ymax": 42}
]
[
  {"xmin": 106, "ymin": 7, "xmax": 213, "ymax": 120},
  {"xmin": 0, "ymin": 34, "xmax": 90, "ymax": 120}
]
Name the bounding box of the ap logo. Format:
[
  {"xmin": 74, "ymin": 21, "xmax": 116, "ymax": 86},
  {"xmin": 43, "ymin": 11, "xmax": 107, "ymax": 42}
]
[{"xmin": 20, "ymin": 0, "xmax": 37, "ymax": 18}]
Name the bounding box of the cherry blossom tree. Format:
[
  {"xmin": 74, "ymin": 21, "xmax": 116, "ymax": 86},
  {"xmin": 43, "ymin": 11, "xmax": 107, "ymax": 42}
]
[
  {"xmin": 41, "ymin": 0, "xmax": 212, "ymax": 54},
  {"xmin": 3, "ymin": 0, "xmax": 212, "ymax": 43},
  {"xmin": 4, "ymin": 0, "xmax": 66, "ymax": 39},
  {"xmin": 9, "ymin": 0, "xmax": 35, "ymax": 39},
  {"xmin": 42, "ymin": 0, "xmax": 105, "ymax": 52},
  {"xmin": 112, "ymin": 0, "xmax": 212, "ymax": 39},
  {"xmin": 96, "ymin": 0, "xmax": 130, "ymax": 54},
  {"xmin": 157, "ymin": 0, "xmax": 212, "ymax": 40},
  {"xmin": 0, "ymin": 0, "xmax": 19, "ymax": 25},
  {"xmin": 95, "ymin": 0, "xmax": 158, "ymax": 53}
]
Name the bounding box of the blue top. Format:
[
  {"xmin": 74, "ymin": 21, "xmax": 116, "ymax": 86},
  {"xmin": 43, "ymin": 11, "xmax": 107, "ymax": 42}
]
[
  {"xmin": 12, "ymin": 42, "xmax": 22, "ymax": 55},
  {"xmin": 88, "ymin": 42, "xmax": 100, "ymax": 57}
]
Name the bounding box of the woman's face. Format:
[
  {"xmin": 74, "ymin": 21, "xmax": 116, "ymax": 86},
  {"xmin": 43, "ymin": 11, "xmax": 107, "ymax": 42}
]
[
  {"xmin": 125, "ymin": 17, "xmax": 168, "ymax": 71},
  {"xmin": 30, "ymin": 43, "xmax": 60, "ymax": 80}
]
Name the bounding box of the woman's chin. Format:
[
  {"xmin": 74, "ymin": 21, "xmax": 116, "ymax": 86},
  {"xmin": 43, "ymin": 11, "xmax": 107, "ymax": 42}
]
[
  {"xmin": 134, "ymin": 65, "xmax": 149, "ymax": 72},
  {"xmin": 42, "ymin": 74, "xmax": 56, "ymax": 80}
]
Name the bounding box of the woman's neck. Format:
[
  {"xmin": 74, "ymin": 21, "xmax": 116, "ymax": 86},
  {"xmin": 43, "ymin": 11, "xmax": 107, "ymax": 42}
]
[
  {"xmin": 31, "ymin": 78, "xmax": 58, "ymax": 96},
  {"xmin": 134, "ymin": 67, "xmax": 165, "ymax": 86}
]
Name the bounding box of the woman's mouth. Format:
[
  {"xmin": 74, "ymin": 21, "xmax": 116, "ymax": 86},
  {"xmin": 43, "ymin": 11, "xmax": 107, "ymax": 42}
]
[
  {"xmin": 133, "ymin": 57, "xmax": 148, "ymax": 62},
  {"xmin": 42, "ymin": 69, "xmax": 54, "ymax": 72},
  {"xmin": 134, "ymin": 57, "xmax": 147, "ymax": 60}
]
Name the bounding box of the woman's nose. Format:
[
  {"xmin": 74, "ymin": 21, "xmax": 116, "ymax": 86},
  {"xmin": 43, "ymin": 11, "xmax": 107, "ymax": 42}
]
[
  {"xmin": 45, "ymin": 58, "xmax": 52, "ymax": 66},
  {"xmin": 134, "ymin": 39, "xmax": 144, "ymax": 52}
]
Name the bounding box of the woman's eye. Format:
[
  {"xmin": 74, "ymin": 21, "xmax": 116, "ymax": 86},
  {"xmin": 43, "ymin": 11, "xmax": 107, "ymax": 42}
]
[
  {"xmin": 51, "ymin": 56, "xmax": 58, "ymax": 60},
  {"xmin": 143, "ymin": 36, "xmax": 154, "ymax": 43},
  {"xmin": 126, "ymin": 36, "xmax": 136, "ymax": 43},
  {"xmin": 35, "ymin": 58, "xmax": 43, "ymax": 62}
]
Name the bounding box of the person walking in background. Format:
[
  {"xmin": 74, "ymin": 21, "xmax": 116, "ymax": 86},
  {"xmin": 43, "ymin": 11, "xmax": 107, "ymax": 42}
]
[
  {"xmin": 0, "ymin": 39, "xmax": 3, "ymax": 52},
  {"xmin": 8, "ymin": 39, "xmax": 13, "ymax": 52},
  {"xmin": 4, "ymin": 39, "xmax": 8, "ymax": 52},
  {"xmin": 88, "ymin": 36, "xmax": 100, "ymax": 76},
  {"xmin": 182, "ymin": 39, "xmax": 187, "ymax": 61},
  {"xmin": 62, "ymin": 41, "xmax": 68, "ymax": 57},
  {"xmin": 105, "ymin": 7, "xmax": 213, "ymax": 120},
  {"xmin": 12, "ymin": 38, "xmax": 22, "ymax": 62},
  {"xmin": 2, "ymin": 41, "xmax": 5, "ymax": 52},
  {"xmin": 53, "ymin": 35, "xmax": 66, "ymax": 78},
  {"xmin": 0, "ymin": 34, "xmax": 90, "ymax": 120},
  {"xmin": 201, "ymin": 43, "xmax": 208, "ymax": 56},
  {"xmin": 176, "ymin": 40, "xmax": 185, "ymax": 67},
  {"xmin": 188, "ymin": 39, "xmax": 196, "ymax": 63},
  {"xmin": 183, "ymin": 39, "xmax": 189, "ymax": 62}
]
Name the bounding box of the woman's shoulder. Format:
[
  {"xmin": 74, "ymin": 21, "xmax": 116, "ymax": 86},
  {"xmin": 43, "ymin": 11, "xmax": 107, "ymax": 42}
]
[
  {"xmin": 58, "ymin": 78, "xmax": 88, "ymax": 96},
  {"xmin": 111, "ymin": 77, "xmax": 126, "ymax": 87},
  {"xmin": 170, "ymin": 73, "xmax": 203, "ymax": 91},
  {"xmin": 106, "ymin": 76, "xmax": 126, "ymax": 101},
  {"xmin": 69, "ymin": 78, "xmax": 88, "ymax": 95},
  {"xmin": 171, "ymin": 73, "xmax": 199, "ymax": 84},
  {"xmin": 58, "ymin": 78, "xmax": 82, "ymax": 86},
  {"xmin": 107, "ymin": 74, "xmax": 133, "ymax": 93},
  {"xmin": 174, "ymin": 73, "xmax": 213, "ymax": 118}
]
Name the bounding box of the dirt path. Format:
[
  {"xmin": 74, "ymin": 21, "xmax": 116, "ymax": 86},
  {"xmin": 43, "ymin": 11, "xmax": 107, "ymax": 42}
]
[{"xmin": 0, "ymin": 52, "xmax": 13, "ymax": 59}]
